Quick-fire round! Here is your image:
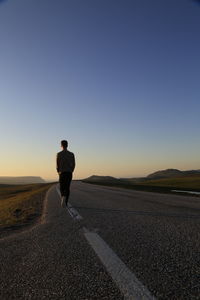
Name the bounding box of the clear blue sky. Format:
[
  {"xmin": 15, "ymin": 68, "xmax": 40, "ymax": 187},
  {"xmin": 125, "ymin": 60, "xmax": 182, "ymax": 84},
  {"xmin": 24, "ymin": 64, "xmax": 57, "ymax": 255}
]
[{"xmin": 0, "ymin": 0, "xmax": 199, "ymax": 180}]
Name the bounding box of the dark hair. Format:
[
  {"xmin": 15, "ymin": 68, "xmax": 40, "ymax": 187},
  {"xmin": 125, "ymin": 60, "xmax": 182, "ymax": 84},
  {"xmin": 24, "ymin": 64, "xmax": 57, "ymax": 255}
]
[{"xmin": 61, "ymin": 140, "xmax": 68, "ymax": 148}]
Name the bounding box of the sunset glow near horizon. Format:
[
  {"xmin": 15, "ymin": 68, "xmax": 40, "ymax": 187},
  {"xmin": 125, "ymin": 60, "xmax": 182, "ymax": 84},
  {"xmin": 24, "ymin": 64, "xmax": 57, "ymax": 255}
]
[{"xmin": 0, "ymin": 0, "xmax": 200, "ymax": 181}]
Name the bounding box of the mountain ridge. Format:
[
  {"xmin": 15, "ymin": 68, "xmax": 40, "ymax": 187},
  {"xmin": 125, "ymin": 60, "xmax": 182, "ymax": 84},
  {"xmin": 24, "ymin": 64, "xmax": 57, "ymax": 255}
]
[{"xmin": 83, "ymin": 168, "xmax": 200, "ymax": 182}]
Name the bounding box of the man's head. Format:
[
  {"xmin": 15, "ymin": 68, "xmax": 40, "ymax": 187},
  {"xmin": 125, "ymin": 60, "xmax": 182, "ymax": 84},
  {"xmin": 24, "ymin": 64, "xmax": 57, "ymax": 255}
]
[{"xmin": 61, "ymin": 140, "xmax": 68, "ymax": 149}]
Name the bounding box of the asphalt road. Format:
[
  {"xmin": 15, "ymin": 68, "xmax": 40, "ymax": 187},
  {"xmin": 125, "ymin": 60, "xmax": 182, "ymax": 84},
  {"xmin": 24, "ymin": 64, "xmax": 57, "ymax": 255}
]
[{"xmin": 0, "ymin": 182, "xmax": 200, "ymax": 299}]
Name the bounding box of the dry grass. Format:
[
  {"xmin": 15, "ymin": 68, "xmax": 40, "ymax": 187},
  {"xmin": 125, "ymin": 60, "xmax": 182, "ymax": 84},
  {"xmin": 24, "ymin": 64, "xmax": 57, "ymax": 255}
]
[
  {"xmin": 141, "ymin": 174, "xmax": 200, "ymax": 190},
  {"xmin": 0, "ymin": 183, "xmax": 54, "ymax": 228}
]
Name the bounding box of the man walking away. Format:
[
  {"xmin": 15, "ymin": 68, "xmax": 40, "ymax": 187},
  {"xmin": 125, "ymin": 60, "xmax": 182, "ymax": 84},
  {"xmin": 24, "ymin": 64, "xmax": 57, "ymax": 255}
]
[{"xmin": 56, "ymin": 140, "xmax": 75, "ymax": 207}]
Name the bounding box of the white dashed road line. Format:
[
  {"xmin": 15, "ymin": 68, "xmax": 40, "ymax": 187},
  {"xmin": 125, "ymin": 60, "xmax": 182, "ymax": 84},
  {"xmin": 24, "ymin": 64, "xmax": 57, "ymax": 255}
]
[
  {"xmin": 67, "ymin": 203, "xmax": 83, "ymax": 220},
  {"xmin": 83, "ymin": 227, "xmax": 155, "ymax": 300},
  {"xmin": 172, "ymin": 189, "xmax": 200, "ymax": 195}
]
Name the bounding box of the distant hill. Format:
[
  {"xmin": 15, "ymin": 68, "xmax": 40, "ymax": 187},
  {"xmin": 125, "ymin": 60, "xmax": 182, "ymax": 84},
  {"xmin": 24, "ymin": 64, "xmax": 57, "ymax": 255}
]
[
  {"xmin": 0, "ymin": 176, "xmax": 45, "ymax": 185},
  {"xmin": 147, "ymin": 169, "xmax": 200, "ymax": 180},
  {"xmin": 83, "ymin": 175, "xmax": 119, "ymax": 183}
]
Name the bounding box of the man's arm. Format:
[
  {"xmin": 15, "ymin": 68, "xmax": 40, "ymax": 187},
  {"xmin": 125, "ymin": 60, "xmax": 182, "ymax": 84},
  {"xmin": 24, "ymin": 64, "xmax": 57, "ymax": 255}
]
[
  {"xmin": 71, "ymin": 153, "xmax": 75, "ymax": 172},
  {"xmin": 56, "ymin": 153, "xmax": 59, "ymax": 173}
]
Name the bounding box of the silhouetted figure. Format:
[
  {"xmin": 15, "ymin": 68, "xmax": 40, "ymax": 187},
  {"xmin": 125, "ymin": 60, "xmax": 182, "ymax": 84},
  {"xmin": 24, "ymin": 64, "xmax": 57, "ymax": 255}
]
[{"xmin": 56, "ymin": 140, "xmax": 75, "ymax": 207}]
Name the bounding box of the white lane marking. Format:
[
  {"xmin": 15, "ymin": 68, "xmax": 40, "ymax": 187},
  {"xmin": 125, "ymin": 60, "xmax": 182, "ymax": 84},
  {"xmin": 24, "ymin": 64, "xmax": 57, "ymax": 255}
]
[
  {"xmin": 56, "ymin": 185, "xmax": 83, "ymax": 220},
  {"xmin": 172, "ymin": 189, "xmax": 200, "ymax": 195},
  {"xmin": 83, "ymin": 227, "xmax": 155, "ymax": 300},
  {"xmin": 68, "ymin": 204, "xmax": 83, "ymax": 220}
]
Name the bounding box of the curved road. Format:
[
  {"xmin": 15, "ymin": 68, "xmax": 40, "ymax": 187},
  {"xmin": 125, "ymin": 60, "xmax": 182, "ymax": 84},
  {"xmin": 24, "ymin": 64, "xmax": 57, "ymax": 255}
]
[{"xmin": 0, "ymin": 182, "xmax": 200, "ymax": 299}]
